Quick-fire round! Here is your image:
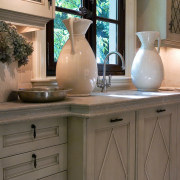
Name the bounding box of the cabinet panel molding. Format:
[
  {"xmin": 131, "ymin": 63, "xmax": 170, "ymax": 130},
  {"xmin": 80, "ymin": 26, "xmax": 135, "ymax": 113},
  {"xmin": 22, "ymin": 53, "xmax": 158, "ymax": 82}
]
[
  {"xmin": 40, "ymin": 171, "xmax": 67, "ymax": 180},
  {"xmin": 0, "ymin": 144, "xmax": 67, "ymax": 180},
  {"xmin": 0, "ymin": 117, "xmax": 67, "ymax": 158},
  {"xmin": 86, "ymin": 111, "xmax": 136, "ymax": 180},
  {"xmin": 136, "ymin": 105, "xmax": 177, "ymax": 180}
]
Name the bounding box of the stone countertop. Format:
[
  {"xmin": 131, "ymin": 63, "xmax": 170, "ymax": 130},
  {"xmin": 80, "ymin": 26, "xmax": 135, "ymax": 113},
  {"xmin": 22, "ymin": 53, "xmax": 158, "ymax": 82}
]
[{"xmin": 0, "ymin": 90, "xmax": 180, "ymax": 124}]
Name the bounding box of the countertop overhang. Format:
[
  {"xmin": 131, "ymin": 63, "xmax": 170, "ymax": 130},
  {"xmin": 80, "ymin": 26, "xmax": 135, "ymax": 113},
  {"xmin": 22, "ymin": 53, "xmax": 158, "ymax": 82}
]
[{"xmin": 1, "ymin": 90, "xmax": 180, "ymax": 124}]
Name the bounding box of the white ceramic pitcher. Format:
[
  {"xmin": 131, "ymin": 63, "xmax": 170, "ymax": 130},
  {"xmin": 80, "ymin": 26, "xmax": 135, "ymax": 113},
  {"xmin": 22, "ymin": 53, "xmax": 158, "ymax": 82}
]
[
  {"xmin": 131, "ymin": 31, "xmax": 164, "ymax": 91},
  {"xmin": 56, "ymin": 18, "xmax": 97, "ymax": 96}
]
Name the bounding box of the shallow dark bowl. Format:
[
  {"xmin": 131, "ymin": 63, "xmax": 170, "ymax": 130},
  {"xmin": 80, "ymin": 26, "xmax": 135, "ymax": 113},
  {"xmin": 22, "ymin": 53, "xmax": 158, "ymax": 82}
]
[{"xmin": 18, "ymin": 88, "xmax": 71, "ymax": 103}]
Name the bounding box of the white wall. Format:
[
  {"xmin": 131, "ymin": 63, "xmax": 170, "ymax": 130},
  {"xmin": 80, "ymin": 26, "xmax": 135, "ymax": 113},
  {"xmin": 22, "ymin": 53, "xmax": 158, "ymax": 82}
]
[{"xmin": 160, "ymin": 47, "xmax": 180, "ymax": 87}]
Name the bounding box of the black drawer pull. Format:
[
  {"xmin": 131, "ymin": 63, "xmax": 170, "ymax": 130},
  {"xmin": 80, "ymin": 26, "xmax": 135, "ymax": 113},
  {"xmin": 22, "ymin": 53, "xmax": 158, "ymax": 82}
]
[
  {"xmin": 156, "ymin": 109, "xmax": 166, "ymax": 113},
  {"xmin": 31, "ymin": 124, "xmax": 36, "ymax": 139},
  {"xmin": 32, "ymin": 154, "xmax": 37, "ymax": 168},
  {"xmin": 110, "ymin": 118, "xmax": 123, "ymax": 123}
]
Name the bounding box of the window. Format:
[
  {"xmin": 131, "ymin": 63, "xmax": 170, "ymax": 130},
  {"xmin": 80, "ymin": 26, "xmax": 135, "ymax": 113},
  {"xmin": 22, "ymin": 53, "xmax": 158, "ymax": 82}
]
[{"xmin": 46, "ymin": 0, "xmax": 125, "ymax": 76}]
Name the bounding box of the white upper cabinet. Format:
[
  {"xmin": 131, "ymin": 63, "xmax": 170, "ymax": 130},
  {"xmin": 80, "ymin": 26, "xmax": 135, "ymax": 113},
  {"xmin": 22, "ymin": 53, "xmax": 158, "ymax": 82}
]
[
  {"xmin": 0, "ymin": 0, "xmax": 54, "ymax": 19},
  {"xmin": 0, "ymin": 0, "xmax": 55, "ymax": 27},
  {"xmin": 137, "ymin": 0, "xmax": 180, "ymax": 48}
]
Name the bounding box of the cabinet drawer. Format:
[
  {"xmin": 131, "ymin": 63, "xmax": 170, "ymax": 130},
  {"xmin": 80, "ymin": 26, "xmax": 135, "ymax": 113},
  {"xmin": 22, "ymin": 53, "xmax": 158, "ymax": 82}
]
[
  {"xmin": 0, "ymin": 144, "xmax": 67, "ymax": 180},
  {"xmin": 137, "ymin": 104, "xmax": 176, "ymax": 117},
  {"xmin": 89, "ymin": 111, "xmax": 135, "ymax": 129},
  {"xmin": 40, "ymin": 171, "xmax": 67, "ymax": 180},
  {"xmin": 0, "ymin": 117, "xmax": 67, "ymax": 158}
]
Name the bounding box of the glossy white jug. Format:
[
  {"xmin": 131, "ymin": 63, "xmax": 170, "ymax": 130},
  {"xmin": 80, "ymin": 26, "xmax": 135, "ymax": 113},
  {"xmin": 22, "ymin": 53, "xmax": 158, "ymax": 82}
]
[
  {"xmin": 131, "ymin": 31, "xmax": 164, "ymax": 91},
  {"xmin": 56, "ymin": 18, "xmax": 98, "ymax": 96}
]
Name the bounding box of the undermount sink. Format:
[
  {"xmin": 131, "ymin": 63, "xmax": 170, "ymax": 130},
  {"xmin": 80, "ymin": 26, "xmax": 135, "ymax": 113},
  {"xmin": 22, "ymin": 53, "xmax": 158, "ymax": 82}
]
[{"xmin": 92, "ymin": 90, "xmax": 178, "ymax": 99}]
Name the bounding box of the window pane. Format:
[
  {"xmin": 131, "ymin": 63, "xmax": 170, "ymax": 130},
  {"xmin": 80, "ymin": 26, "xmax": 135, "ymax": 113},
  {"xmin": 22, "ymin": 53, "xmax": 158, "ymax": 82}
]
[
  {"xmin": 56, "ymin": 0, "xmax": 81, "ymax": 11},
  {"xmin": 96, "ymin": 20, "xmax": 118, "ymax": 64},
  {"xmin": 96, "ymin": 0, "xmax": 118, "ymax": 20},
  {"xmin": 54, "ymin": 11, "xmax": 80, "ymax": 62}
]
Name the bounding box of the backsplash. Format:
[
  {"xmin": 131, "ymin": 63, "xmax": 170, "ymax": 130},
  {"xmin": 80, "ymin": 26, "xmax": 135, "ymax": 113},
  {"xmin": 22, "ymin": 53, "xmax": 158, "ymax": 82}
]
[
  {"xmin": 160, "ymin": 47, "xmax": 180, "ymax": 87},
  {"xmin": 18, "ymin": 31, "xmax": 33, "ymax": 89},
  {"xmin": 16, "ymin": 31, "xmax": 180, "ymax": 90}
]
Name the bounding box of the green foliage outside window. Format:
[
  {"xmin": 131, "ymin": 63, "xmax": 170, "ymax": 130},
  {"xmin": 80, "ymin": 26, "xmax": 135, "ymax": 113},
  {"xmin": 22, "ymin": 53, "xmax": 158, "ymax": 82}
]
[
  {"xmin": 54, "ymin": 0, "xmax": 113, "ymax": 64},
  {"xmin": 54, "ymin": 12, "xmax": 79, "ymax": 62},
  {"xmin": 56, "ymin": 0, "xmax": 81, "ymax": 10}
]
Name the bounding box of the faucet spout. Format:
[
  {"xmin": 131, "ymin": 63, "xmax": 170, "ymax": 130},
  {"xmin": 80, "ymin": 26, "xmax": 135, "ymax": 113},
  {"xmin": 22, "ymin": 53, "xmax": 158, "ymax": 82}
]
[{"xmin": 97, "ymin": 51, "xmax": 125, "ymax": 92}]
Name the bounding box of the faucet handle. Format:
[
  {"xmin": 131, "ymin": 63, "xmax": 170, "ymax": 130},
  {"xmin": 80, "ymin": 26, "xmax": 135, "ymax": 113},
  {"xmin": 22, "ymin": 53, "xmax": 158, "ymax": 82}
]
[
  {"xmin": 108, "ymin": 75, "xmax": 111, "ymax": 85},
  {"xmin": 97, "ymin": 76, "xmax": 102, "ymax": 88},
  {"xmin": 97, "ymin": 76, "xmax": 100, "ymax": 83},
  {"xmin": 107, "ymin": 75, "xmax": 111, "ymax": 87}
]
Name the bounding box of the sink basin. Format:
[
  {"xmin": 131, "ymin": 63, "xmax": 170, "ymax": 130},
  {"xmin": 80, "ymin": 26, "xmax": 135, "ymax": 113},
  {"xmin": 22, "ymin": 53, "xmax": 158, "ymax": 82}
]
[{"xmin": 92, "ymin": 90, "xmax": 177, "ymax": 99}]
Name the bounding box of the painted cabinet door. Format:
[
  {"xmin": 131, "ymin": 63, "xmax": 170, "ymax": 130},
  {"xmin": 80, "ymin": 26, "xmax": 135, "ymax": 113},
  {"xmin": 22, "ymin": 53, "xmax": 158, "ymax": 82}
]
[
  {"xmin": 0, "ymin": 0, "xmax": 54, "ymax": 19},
  {"xmin": 136, "ymin": 105, "xmax": 177, "ymax": 180},
  {"xmin": 86, "ymin": 111, "xmax": 135, "ymax": 180}
]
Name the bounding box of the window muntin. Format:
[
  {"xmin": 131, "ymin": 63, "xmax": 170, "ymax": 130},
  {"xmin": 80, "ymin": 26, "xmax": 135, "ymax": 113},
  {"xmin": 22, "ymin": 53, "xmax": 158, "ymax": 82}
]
[{"xmin": 96, "ymin": 0, "xmax": 118, "ymax": 20}]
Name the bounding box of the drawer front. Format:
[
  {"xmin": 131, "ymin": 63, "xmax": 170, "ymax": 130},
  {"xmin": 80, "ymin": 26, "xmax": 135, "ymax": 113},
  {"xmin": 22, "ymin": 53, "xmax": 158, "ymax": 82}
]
[
  {"xmin": 0, "ymin": 117, "xmax": 67, "ymax": 158},
  {"xmin": 137, "ymin": 104, "xmax": 176, "ymax": 117},
  {"xmin": 0, "ymin": 144, "xmax": 67, "ymax": 180},
  {"xmin": 89, "ymin": 111, "xmax": 135, "ymax": 129},
  {"xmin": 40, "ymin": 171, "xmax": 67, "ymax": 180}
]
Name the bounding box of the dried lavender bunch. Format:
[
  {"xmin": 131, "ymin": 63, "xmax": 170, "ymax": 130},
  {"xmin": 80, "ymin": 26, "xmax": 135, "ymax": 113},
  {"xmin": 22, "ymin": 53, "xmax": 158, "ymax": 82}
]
[{"xmin": 0, "ymin": 21, "xmax": 33, "ymax": 67}]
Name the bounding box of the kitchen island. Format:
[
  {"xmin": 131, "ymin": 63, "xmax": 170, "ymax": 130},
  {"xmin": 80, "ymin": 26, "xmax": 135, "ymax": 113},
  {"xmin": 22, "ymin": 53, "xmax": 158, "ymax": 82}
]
[{"xmin": 0, "ymin": 90, "xmax": 180, "ymax": 180}]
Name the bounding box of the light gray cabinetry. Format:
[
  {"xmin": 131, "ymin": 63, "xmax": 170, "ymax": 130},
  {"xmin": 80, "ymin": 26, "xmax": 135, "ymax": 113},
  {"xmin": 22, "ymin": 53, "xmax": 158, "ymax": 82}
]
[
  {"xmin": 0, "ymin": 145, "xmax": 67, "ymax": 180},
  {"xmin": 0, "ymin": 117, "xmax": 67, "ymax": 180},
  {"xmin": 87, "ymin": 112, "xmax": 135, "ymax": 180},
  {"xmin": 0, "ymin": 117, "xmax": 67, "ymax": 158},
  {"xmin": 68, "ymin": 111, "xmax": 136, "ymax": 180},
  {"xmin": 68, "ymin": 104, "xmax": 178, "ymax": 180},
  {"xmin": 136, "ymin": 105, "xmax": 177, "ymax": 180}
]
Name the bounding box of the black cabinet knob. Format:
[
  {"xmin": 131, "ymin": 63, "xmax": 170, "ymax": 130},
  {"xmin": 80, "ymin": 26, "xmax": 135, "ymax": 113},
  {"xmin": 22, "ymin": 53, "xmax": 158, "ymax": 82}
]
[
  {"xmin": 31, "ymin": 124, "xmax": 36, "ymax": 139},
  {"xmin": 32, "ymin": 154, "xmax": 37, "ymax": 168}
]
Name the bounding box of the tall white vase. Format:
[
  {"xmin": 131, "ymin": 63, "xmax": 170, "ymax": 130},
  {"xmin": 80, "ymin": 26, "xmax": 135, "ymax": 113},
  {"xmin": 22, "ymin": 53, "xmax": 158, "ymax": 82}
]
[
  {"xmin": 131, "ymin": 31, "xmax": 164, "ymax": 91},
  {"xmin": 56, "ymin": 18, "xmax": 98, "ymax": 96}
]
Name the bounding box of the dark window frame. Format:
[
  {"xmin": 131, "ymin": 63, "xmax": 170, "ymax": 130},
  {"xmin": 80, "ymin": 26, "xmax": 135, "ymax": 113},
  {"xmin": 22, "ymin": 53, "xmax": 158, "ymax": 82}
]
[{"xmin": 46, "ymin": 0, "xmax": 125, "ymax": 76}]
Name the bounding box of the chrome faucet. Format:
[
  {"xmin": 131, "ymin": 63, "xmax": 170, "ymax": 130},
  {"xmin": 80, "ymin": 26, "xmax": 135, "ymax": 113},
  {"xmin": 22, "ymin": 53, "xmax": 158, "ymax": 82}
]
[{"xmin": 97, "ymin": 51, "xmax": 125, "ymax": 92}]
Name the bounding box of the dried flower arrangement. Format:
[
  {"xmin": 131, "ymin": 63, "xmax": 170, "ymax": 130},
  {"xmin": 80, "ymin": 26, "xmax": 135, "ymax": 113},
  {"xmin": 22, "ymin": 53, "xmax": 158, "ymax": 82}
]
[{"xmin": 0, "ymin": 21, "xmax": 33, "ymax": 67}]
